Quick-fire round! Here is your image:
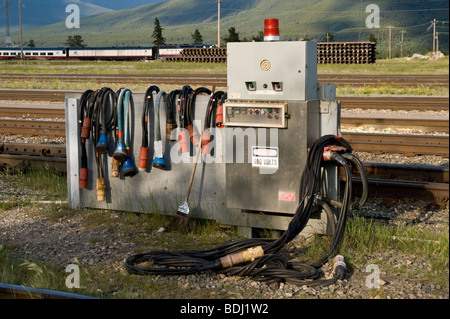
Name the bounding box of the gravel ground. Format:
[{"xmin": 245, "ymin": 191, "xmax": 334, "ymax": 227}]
[
  {"xmin": 0, "ymin": 105, "xmax": 448, "ymax": 299},
  {"xmin": 0, "ymin": 172, "xmax": 448, "ymax": 300}
]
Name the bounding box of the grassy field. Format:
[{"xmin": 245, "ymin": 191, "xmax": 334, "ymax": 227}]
[
  {"xmin": 1, "ymin": 56, "xmax": 448, "ymax": 75},
  {"xmin": 0, "ymin": 57, "xmax": 448, "ymax": 96}
]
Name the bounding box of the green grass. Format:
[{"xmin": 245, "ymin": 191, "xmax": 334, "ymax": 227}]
[
  {"xmin": 0, "ymin": 57, "xmax": 447, "ymax": 95},
  {"xmin": 318, "ymin": 56, "xmax": 449, "ymax": 75}
]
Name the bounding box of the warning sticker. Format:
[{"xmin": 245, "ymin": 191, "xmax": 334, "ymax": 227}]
[
  {"xmin": 252, "ymin": 147, "xmax": 278, "ymax": 169},
  {"xmin": 279, "ymin": 192, "xmax": 296, "ymax": 202}
]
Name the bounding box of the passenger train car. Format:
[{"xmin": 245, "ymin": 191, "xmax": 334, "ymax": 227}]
[{"xmin": 0, "ymin": 44, "xmax": 209, "ymax": 61}]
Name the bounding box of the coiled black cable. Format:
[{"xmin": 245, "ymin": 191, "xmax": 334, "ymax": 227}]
[{"xmin": 125, "ymin": 135, "xmax": 366, "ymax": 287}]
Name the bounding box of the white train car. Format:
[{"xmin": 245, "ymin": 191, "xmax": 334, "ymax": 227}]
[
  {"xmin": 0, "ymin": 48, "xmax": 67, "ymax": 59},
  {"xmin": 68, "ymin": 47, "xmax": 153, "ymax": 60}
]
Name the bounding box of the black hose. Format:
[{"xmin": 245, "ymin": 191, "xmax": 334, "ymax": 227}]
[
  {"xmin": 342, "ymin": 152, "xmax": 369, "ymax": 207},
  {"xmin": 124, "ymin": 135, "xmax": 364, "ymax": 287},
  {"xmin": 142, "ymin": 86, "xmax": 160, "ymax": 148}
]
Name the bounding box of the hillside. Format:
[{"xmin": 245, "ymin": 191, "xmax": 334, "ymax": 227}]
[{"xmin": 2, "ymin": 0, "xmax": 448, "ymax": 57}]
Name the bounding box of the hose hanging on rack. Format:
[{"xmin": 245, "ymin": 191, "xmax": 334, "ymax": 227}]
[
  {"xmin": 152, "ymin": 90, "xmax": 168, "ymax": 170},
  {"xmin": 215, "ymin": 92, "xmax": 227, "ymax": 128},
  {"xmin": 124, "ymin": 135, "xmax": 369, "ymax": 288},
  {"xmin": 139, "ymin": 85, "xmax": 160, "ymax": 171},
  {"xmin": 178, "ymin": 85, "xmax": 193, "ymax": 153},
  {"xmin": 78, "ymin": 89, "xmax": 95, "ymax": 189},
  {"xmin": 166, "ymin": 89, "xmax": 180, "ymax": 141},
  {"xmin": 201, "ymin": 91, "xmax": 226, "ymax": 155},
  {"xmin": 115, "ymin": 88, "xmax": 137, "ymax": 177},
  {"xmin": 91, "ymin": 87, "xmax": 117, "ymax": 201},
  {"xmin": 185, "ymin": 87, "xmax": 211, "ymax": 147}
]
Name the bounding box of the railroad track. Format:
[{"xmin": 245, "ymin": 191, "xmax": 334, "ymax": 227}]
[
  {"xmin": 0, "ymin": 142, "xmax": 447, "ymax": 206},
  {"xmin": 1, "ymin": 118, "xmax": 448, "ymax": 156},
  {"xmin": 1, "ymin": 90, "xmax": 448, "ymax": 112},
  {"xmin": 0, "ymin": 73, "xmax": 448, "ymax": 88}
]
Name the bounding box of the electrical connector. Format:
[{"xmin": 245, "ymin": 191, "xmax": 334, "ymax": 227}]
[
  {"xmin": 96, "ymin": 178, "xmax": 106, "ymax": 202},
  {"xmin": 179, "ymin": 130, "xmax": 190, "ymax": 153},
  {"xmin": 111, "ymin": 158, "xmax": 120, "ymax": 178},
  {"xmin": 79, "ymin": 167, "xmax": 88, "ymax": 189},
  {"xmin": 220, "ymin": 246, "xmax": 264, "ymax": 269},
  {"xmin": 216, "ymin": 103, "xmax": 224, "ymax": 128},
  {"xmin": 138, "ymin": 146, "xmax": 149, "ymax": 171},
  {"xmin": 333, "ymin": 254, "xmax": 346, "ymax": 280},
  {"xmin": 81, "ymin": 118, "xmax": 92, "ymax": 139},
  {"xmin": 201, "ymin": 131, "xmax": 212, "ymax": 155}
]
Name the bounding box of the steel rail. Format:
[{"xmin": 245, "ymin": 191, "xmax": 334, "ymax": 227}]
[
  {"xmin": 1, "ymin": 145, "xmax": 447, "ymax": 206},
  {"xmin": 0, "ymin": 73, "xmax": 448, "ymax": 87},
  {"xmin": 341, "ymin": 117, "xmax": 449, "ymax": 133},
  {"xmin": 0, "ymin": 118, "xmax": 448, "ymax": 156}
]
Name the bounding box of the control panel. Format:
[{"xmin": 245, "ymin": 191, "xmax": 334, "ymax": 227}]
[
  {"xmin": 227, "ymin": 41, "xmax": 318, "ymax": 101},
  {"xmin": 223, "ymin": 100, "xmax": 288, "ymax": 128}
]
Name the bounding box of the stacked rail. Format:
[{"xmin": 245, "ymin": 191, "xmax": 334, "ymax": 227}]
[
  {"xmin": 164, "ymin": 47, "xmax": 227, "ymax": 63},
  {"xmin": 163, "ymin": 42, "xmax": 376, "ymax": 64},
  {"xmin": 317, "ymin": 42, "xmax": 376, "ymax": 64}
]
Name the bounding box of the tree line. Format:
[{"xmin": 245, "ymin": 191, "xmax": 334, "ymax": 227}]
[{"xmin": 25, "ymin": 18, "xmax": 379, "ymax": 49}]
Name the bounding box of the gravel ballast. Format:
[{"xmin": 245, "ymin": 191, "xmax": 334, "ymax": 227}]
[
  {"xmin": 0, "ymin": 103, "xmax": 448, "ymax": 299},
  {"xmin": 0, "ymin": 172, "xmax": 448, "ymax": 300}
]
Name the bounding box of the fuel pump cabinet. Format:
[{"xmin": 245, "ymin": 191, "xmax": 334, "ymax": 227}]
[{"xmin": 65, "ymin": 40, "xmax": 340, "ymax": 238}]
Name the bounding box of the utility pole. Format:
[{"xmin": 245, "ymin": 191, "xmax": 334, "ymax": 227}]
[
  {"xmin": 400, "ymin": 29, "xmax": 406, "ymax": 58},
  {"xmin": 432, "ymin": 19, "xmax": 436, "ymax": 54},
  {"xmin": 387, "ymin": 25, "xmax": 394, "ymax": 59},
  {"xmin": 217, "ymin": 0, "xmax": 221, "ymax": 48},
  {"xmin": 19, "ymin": 0, "xmax": 24, "ymax": 59}
]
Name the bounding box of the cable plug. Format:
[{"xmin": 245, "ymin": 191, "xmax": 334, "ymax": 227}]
[
  {"xmin": 79, "ymin": 167, "xmax": 88, "ymax": 189},
  {"xmin": 216, "ymin": 103, "xmax": 224, "ymax": 128},
  {"xmin": 323, "ymin": 145, "xmax": 347, "ymax": 162},
  {"xmin": 333, "ymin": 255, "xmax": 346, "ymax": 280},
  {"xmin": 138, "ymin": 146, "xmax": 149, "ymax": 171},
  {"xmin": 96, "ymin": 178, "xmax": 106, "ymax": 202},
  {"xmin": 201, "ymin": 131, "xmax": 212, "ymax": 155},
  {"xmin": 220, "ymin": 246, "xmax": 264, "ymax": 269},
  {"xmin": 111, "ymin": 158, "xmax": 120, "ymax": 178},
  {"xmin": 81, "ymin": 118, "xmax": 92, "ymax": 139}
]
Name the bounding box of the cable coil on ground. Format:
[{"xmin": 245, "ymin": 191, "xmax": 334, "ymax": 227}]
[{"xmin": 124, "ymin": 134, "xmax": 369, "ymax": 288}]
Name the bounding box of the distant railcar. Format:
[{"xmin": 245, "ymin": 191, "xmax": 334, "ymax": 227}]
[{"xmin": 0, "ymin": 44, "xmax": 213, "ymax": 61}]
